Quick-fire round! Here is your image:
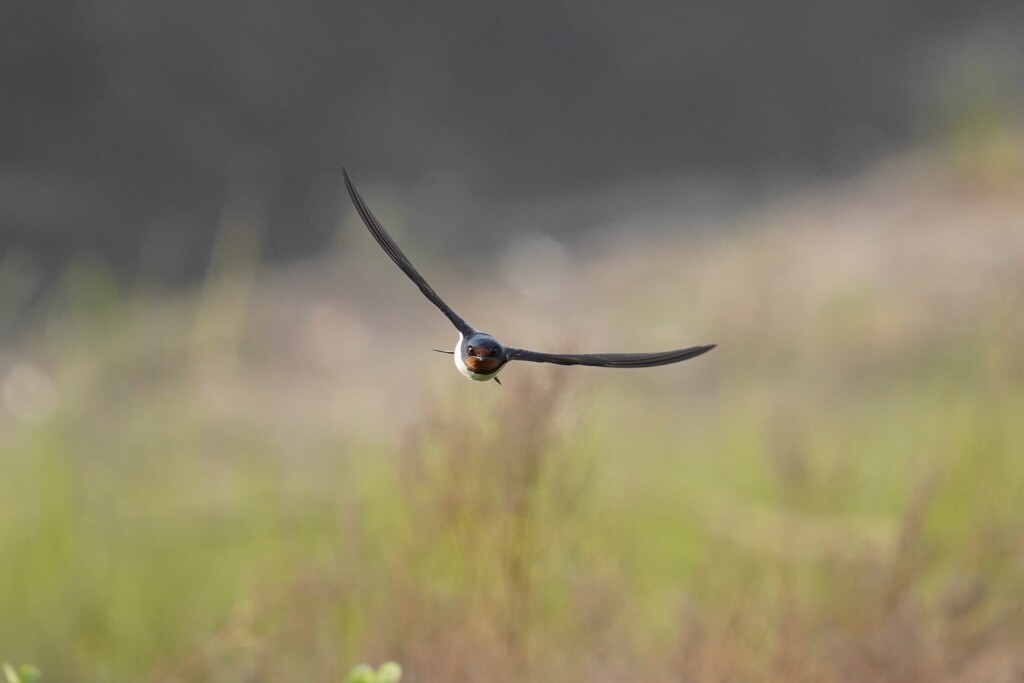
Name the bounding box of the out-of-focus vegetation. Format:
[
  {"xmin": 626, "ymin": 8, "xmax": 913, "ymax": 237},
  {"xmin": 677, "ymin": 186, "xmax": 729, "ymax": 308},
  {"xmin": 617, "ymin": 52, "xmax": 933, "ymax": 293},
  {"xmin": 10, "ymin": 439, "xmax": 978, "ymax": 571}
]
[
  {"xmin": 2, "ymin": 663, "xmax": 41, "ymax": 683},
  {"xmin": 1, "ymin": 147, "xmax": 1023, "ymax": 682},
  {"xmin": 347, "ymin": 662, "xmax": 402, "ymax": 683}
]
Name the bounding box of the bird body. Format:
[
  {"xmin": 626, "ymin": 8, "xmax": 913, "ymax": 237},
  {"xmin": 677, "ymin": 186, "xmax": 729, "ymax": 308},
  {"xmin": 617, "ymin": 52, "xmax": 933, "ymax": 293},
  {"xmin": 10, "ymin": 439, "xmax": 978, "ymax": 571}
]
[{"xmin": 343, "ymin": 169, "xmax": 715, "ymax": 383}]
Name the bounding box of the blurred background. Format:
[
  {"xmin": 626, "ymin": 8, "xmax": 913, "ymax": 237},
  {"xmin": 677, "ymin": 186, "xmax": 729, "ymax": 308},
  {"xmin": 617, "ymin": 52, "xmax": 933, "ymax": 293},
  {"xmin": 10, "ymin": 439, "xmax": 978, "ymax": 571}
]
[
  {"xmin": 5, "ymin": 0, "xmax": 1024, "ymax": 277},
  {"xmin": 2, "ymin": 1, "xmax": 1024, "ymax": 681}
]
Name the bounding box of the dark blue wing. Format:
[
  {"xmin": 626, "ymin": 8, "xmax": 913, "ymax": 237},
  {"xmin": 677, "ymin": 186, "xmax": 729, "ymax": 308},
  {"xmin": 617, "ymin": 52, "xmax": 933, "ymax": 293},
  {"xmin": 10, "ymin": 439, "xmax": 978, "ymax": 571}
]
[
  {"xmin": 505, "ymin": 344, "xmax": 715, "ymax": 368},
  {"xmin": 344, "ymin": 169, "xmax": 473, "ymax": 335}
]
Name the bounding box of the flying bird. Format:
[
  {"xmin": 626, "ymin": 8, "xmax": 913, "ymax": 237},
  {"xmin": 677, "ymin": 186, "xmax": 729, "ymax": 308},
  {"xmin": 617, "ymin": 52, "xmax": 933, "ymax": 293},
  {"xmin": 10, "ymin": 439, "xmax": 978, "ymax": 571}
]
[{"xmin": 344, "ymin": 169, "xmax": 715, "ymax": 384}]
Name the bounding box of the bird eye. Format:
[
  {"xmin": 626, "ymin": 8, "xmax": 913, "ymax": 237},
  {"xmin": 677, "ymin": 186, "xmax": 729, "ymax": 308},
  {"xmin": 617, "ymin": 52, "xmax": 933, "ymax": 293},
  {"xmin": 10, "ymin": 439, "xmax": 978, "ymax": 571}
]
[{"xmin": 467, "ymin": 345, "xmax": 474, "ymax": 353}]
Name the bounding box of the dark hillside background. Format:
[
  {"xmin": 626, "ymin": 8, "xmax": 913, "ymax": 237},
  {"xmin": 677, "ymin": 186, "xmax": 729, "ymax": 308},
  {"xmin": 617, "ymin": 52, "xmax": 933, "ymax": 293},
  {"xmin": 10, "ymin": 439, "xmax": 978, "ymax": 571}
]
[{"xmin": 3, "ymin": 0, "xmax": 1023, "ymax": 277}]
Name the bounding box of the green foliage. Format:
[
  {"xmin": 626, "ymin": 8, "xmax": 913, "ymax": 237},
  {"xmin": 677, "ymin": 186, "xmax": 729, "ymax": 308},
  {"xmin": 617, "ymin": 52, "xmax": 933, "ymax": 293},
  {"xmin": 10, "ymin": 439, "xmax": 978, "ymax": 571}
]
[
  {"xmin": 347, "ymin": 662, "xmax": 402, "ymax": 683},
  {"xmin": 3, "ymin": 664, "xmax": 41, "ymax": 683}
]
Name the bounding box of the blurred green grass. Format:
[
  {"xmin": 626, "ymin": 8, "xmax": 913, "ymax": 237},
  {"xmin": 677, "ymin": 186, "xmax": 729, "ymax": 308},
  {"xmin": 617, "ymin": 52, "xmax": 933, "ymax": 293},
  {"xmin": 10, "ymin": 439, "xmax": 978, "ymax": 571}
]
[{"xmin": 1, "ymin": 152, "xmax": 1023, "ymax": 682}]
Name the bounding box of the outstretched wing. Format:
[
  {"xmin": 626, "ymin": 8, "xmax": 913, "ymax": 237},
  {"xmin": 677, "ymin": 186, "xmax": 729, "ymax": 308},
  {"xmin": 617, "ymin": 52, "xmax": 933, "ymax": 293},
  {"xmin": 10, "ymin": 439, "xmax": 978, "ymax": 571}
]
[
  {"xmin": 344, "ymin": 169, "xmax": 472, "ymax": 335},
  {"xmin": 505, "ymin": 344, "xmax": 715, "ymax": 368}
]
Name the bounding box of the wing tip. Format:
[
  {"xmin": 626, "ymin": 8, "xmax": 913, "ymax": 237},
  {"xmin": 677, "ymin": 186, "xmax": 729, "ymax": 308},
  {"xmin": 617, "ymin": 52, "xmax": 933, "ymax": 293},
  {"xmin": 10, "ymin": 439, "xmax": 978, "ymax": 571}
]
[{"xmin": 693, "ymin": 343, "xmax": 716, "ymax": 357}]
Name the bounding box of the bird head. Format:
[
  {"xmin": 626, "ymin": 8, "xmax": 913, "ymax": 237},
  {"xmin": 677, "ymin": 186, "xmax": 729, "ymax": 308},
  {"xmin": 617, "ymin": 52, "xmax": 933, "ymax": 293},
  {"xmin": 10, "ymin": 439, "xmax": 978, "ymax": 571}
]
[{"xmin": 462, "ymin": 333, "xmax": 505, "ymax": 374}]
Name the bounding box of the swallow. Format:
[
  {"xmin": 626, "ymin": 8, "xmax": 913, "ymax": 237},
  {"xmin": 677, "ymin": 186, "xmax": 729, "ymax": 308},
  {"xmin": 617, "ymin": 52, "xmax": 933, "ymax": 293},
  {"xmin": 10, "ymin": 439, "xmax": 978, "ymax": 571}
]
[{"xmin": 344, "ymin": 169, "xmax": 715, "ymax": 384}]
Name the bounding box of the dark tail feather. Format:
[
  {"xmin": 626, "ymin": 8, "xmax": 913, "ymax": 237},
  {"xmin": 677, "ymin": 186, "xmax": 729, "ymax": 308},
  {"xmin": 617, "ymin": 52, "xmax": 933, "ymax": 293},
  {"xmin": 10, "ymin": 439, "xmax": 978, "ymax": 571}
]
[{"xmin": 432, "ymin": 348, "xmax": 454, "ymax": 354}]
